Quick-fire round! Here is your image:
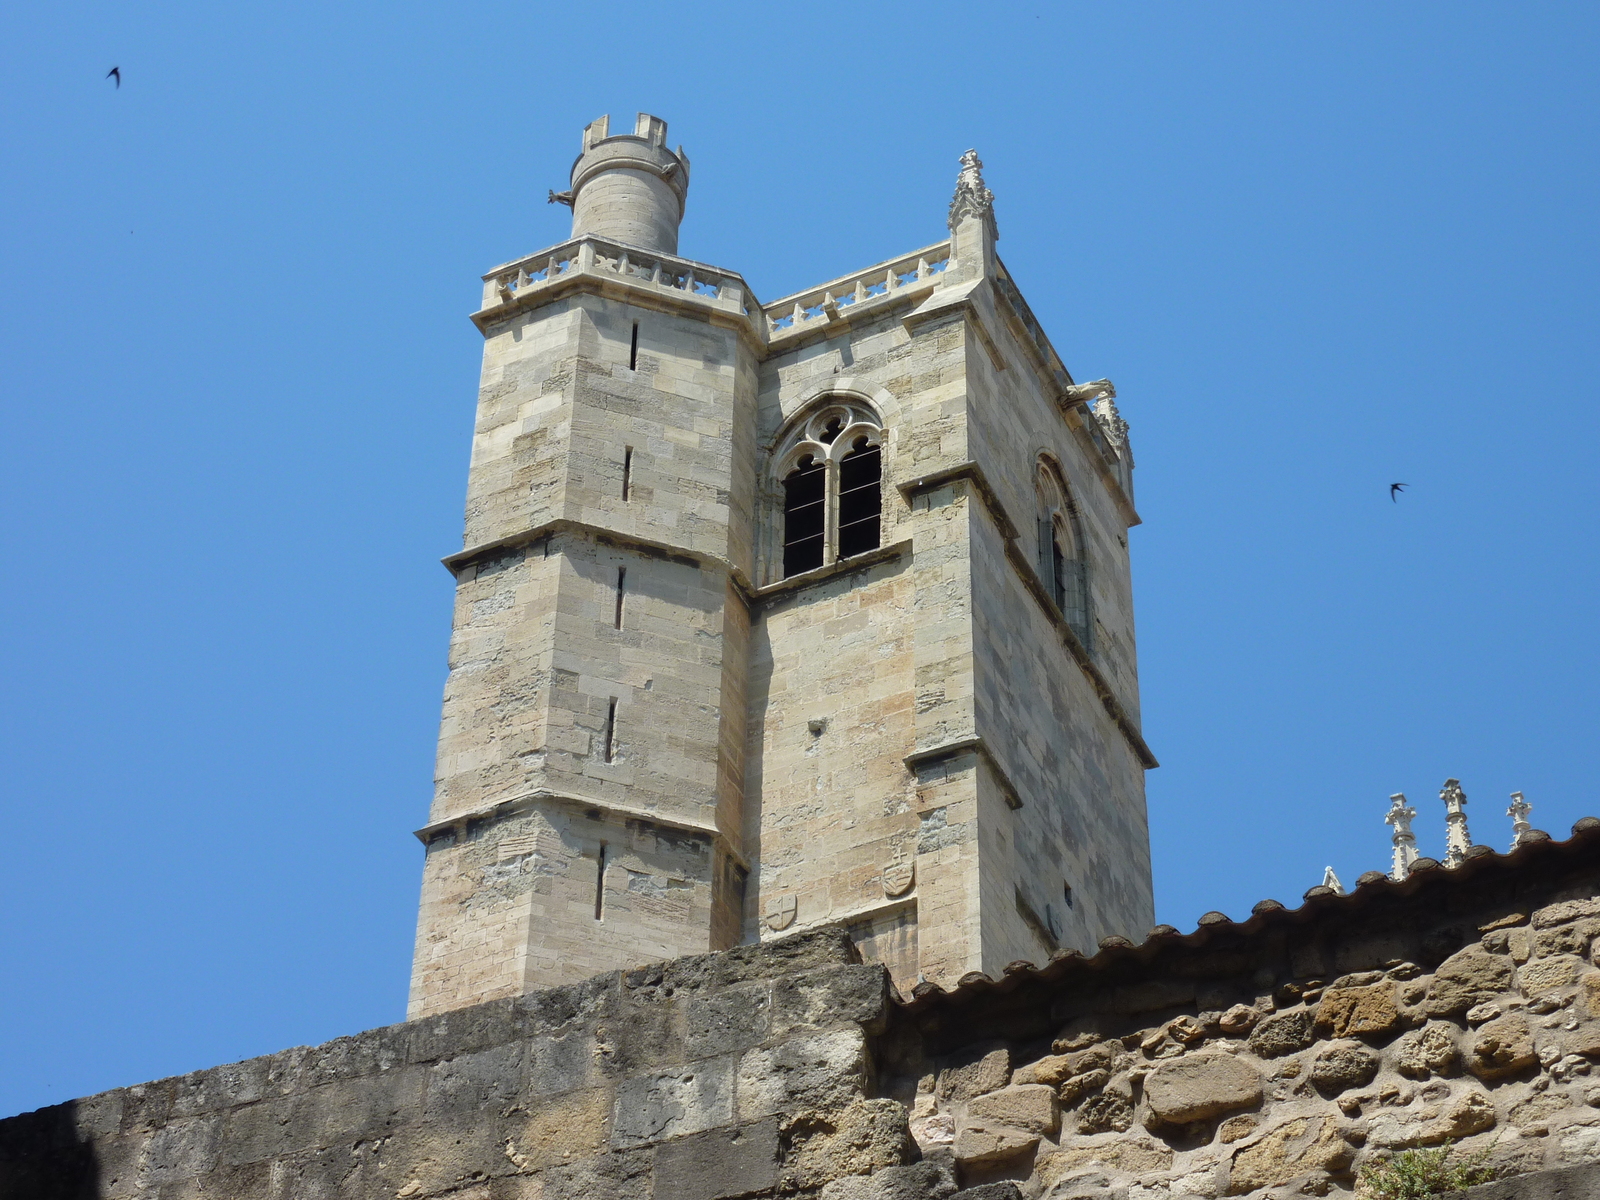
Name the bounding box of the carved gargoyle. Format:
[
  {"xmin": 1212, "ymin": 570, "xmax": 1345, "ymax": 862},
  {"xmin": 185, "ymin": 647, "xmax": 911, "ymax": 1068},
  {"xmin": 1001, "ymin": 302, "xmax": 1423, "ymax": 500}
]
[{"xmin": 1063, "ymin": 378, "xmax": 1115, "ymax": 405}]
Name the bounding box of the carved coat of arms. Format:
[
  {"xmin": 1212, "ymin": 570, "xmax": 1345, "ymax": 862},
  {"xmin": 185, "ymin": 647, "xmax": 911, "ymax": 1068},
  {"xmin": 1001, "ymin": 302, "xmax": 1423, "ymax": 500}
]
[
  {"xmin": 882, "ymin": 861, "xmax": 915, "ymax": 897},
  {"xmin": 764, "ymin": 894, "xmax": 797, "ymax": 931}
]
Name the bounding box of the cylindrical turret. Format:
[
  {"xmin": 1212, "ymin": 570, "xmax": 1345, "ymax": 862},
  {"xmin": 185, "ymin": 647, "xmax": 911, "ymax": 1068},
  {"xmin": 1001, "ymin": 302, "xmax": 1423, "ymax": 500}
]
[{"xmin": 564, "ymin": 113, "xmax": 690, "ymax": 255}]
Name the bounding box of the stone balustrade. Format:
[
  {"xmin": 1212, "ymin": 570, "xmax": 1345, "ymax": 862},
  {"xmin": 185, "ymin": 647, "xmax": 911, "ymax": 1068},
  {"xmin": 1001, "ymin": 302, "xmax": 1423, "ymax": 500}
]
[
  {"xmin": 478, "ymin": 235, "xmax": 749, "ymax": 318},
  {"xmin": 763, "ymin": 242, "xmax": 952, "ymax": 337}
]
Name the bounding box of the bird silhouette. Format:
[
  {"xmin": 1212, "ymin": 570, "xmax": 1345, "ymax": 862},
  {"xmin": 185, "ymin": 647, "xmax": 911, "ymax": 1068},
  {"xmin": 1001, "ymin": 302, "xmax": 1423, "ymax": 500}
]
[
  {"xmin": 107, "ymin": 66, "xmax": 120, "ymax": 88},
  {"xmin": 1390, "ymin": 483, "xmax": 1407, "ymax": 502}
]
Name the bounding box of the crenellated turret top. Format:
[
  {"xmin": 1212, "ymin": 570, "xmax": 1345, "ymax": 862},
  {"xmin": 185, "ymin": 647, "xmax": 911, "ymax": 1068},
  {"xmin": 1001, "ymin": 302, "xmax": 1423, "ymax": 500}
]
[{"xmin": 549, "ymin": 113, "xmax": 691, "ymax": 255}]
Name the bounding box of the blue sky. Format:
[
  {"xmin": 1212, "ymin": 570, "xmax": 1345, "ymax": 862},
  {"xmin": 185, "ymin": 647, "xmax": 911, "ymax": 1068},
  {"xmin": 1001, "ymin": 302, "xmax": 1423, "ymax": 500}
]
[{"xmin": 2, "ymin": 2, "xmax": 1597, "ymax": 1117}]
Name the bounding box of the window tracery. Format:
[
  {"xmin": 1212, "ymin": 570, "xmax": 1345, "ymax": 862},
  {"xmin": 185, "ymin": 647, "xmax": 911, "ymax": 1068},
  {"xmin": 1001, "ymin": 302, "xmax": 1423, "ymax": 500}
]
[{"xmin": 769, "ymin": 399, "xmax": 885, "ymax": 581}]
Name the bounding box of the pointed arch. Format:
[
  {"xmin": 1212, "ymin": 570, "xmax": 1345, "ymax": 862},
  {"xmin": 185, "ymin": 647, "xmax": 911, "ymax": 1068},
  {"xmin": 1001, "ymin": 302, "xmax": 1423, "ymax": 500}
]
[
  {"xmin": 765, "ymin": 394, "xmax": 886, "ymax": 583},
  {"xmin": 1035, "ymin": 456, "xmax": 1090, "ymax": 647}
]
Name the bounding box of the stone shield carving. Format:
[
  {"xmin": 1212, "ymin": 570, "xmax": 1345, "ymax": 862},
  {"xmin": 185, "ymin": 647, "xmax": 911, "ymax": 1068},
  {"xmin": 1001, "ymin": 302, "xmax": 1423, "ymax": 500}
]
[
  {"xmin": 882, "ymin": 861, "xmax": 915, "ymax": 898},
  {"xmin": 764, "ymin": 894, "xmax": 797, "ymax": 931}
]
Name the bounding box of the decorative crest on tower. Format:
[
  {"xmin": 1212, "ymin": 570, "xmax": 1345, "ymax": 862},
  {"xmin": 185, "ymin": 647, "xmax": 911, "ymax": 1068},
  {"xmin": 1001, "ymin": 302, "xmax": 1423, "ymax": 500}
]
[
  {"xmin": 948, "ymin": 149, "xmax": 997, "ymax": 235},
  {"xmin": 1092, "ymin": 393, "xmax": 1130, "ymax": 454},
  {"xmin": 1385, "ymin": 792, "xmax": 1418, "ymax": 880},
  {"xmin": 1441, "ymin": 778, "xmax": 1472, "ymax": 866},
  {"xmin": 1508, "ymin": 791, "xmax": 1533, "ymax": 850}
]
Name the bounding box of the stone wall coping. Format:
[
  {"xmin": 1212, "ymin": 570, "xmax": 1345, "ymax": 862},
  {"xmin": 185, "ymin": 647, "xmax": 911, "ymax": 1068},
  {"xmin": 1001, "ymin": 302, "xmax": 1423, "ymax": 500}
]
[
  {"xmin": 0, "ymin": 927, "xmax": 869, "ymax": 1126},
  {"xmin": 895, "ymin": 817, "xmax": 1600, "ymax": 1015}
]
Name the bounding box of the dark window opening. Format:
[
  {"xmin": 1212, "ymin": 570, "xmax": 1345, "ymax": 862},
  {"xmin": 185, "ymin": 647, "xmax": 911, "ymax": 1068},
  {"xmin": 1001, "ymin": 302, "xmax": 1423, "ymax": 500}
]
[
  {"xmin": 614, "ymin": 567, "xmax": 626, "ymax": 629},
  {"xmin": 819, "ymin": 416, "xmax": 844, "ymax": 444},
  {"xmin": 1063, "ymin": 557, "xmax": 1089, "ymax": 645},
  {"xmin": 603, "ymin": 697, "xmax": 617, "ymax": 762},
  {"xmin": 595, "ymin": 843, "xmax": 607, "ymax": 920},
  {"xmin": 629, "ymin": 323, "xmax": 639, "ymax": 370},
  {"xmin": 782, "ymin": 456, "xmax": 826, "ymax": 577},
  {"xmin": 1051, "ymin": 531, "xmax": 1067, "ymax": 610},
  {"xmin": 622, "ymin": 446, "xmax": 633, "ymax": 500},
  {"xmin": 1063, "ymin": 882, "xmax": 1074, "ymax": 908},
  {"xmin": 837, "ymin": 437, "xmax": 882, "ymax": 560}
]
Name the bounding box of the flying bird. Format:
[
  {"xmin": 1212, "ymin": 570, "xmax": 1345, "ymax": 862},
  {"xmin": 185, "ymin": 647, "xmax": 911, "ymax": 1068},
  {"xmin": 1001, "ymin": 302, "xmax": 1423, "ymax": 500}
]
[
  {"xmin": 107, "ymin": 66, "xmax": 120, "ymax": 88},
  {"xmin": 1390, "ymin": 482, "xmax": 1407, "ymax": 502}
]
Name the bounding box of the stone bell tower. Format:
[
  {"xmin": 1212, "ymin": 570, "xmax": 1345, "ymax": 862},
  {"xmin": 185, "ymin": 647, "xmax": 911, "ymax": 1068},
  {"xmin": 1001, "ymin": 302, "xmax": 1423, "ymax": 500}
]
[{"xmin": 409, "ymin": 118, "xmax": 1155, "ymax": 1019}]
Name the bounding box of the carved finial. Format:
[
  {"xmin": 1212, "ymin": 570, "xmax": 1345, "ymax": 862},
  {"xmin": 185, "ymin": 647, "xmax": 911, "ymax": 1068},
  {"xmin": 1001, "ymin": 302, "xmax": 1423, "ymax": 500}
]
[
  {"xmin": 948, "ymin": 149, "xmax": 997, "ymax": 235},
  {"xmin": 1440, "ymin": 779, "xmax": 1471, "ymax": 867},
  {"xmin": 1322, "ymin": 866, "xmax": 1345, "ymax": 895},
  {"xmin": 1385, "ymin": 793, "xmax": 1419, "ymax": 880},
  {"xmin": 1508, "ymin": 791, "xmax": 1533, "ymax": 850},
  {"xmin": 1090, "ymin": 393, "xmax": 1128, "ymax": 453}
]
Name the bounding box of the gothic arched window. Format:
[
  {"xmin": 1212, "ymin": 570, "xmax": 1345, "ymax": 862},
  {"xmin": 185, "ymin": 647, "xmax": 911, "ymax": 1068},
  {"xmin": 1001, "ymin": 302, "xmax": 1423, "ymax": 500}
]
[
  {"xmin": 1036, "ymin": 460, "xmax": 1090, "ymax": 646},
  {"xmin": 773, "ymin": 400, "xmax": 884, "ymax": 580}
]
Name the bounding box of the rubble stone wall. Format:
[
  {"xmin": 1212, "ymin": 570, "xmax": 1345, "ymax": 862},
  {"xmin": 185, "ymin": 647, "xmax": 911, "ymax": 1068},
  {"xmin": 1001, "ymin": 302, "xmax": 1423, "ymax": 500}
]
[
  {"xmin": 10, "ymin": 833, "xmax": 1600, "ymax": 1199},
  {"xmin": 883, "ymin": 829, "xmax": 1600, "ymax": 1199}
]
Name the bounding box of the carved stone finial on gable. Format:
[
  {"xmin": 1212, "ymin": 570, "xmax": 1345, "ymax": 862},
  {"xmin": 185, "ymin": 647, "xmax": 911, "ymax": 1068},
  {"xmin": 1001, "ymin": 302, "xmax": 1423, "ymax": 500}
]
[
  {"xmin": 948, "ymin": 149, "xmax": 997, "ymax": 235},
  {"xmin": 1508, "ymin": 791, "xmax": 1533, "ymax": 850},
  {"xmin": 1441, "ymin": 778, "xmax": 1472, "ymax": 867},
  {"xmin": 1322, "ymin": 866, "xmax": 1345, "ymax": 895},
  {"xmin": 1385, "ymin": 792, "xmax": 1419, "ymax": 880}
]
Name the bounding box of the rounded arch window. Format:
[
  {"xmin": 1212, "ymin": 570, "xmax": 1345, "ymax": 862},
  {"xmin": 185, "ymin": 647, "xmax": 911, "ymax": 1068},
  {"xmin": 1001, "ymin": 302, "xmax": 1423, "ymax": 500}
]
[{"xmin": 772, "ymin": 399, "xmax": 884, "ymax": 580}]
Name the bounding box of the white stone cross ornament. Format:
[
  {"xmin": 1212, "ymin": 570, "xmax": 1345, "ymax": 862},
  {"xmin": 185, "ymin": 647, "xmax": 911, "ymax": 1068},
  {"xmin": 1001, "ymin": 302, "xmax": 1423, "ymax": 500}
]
[
  {"xmin": 1508, "ymin": 791, "xmax": 1533, "ymax": 850},
  {"xmin": 1441, "ymin": 778, "xmax": 1472, "ymax": 867},
  {"xmin": 1385, "ymin": 792, "xmax": 1418, "ymax": 880}
]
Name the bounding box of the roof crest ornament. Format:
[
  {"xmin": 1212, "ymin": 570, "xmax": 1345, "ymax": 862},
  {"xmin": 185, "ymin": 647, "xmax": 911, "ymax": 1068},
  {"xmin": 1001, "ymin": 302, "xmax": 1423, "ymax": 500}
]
[
  {"xmin": 1508, "ymin": 791, "xmax": 1533, "ymax": 850},
  {"xmin": 1441, "ymin": 778, "xmax": 1472, "ymax": 867},
  {"xmin": 1385, "ymin": 792, "xmax": 1419, "ymax": 880},
  {"xmin": 948, "ymin": 149, "xmax": 997, "ymax": 237},
  {"xmin": 1322, "ymin": 865, "xmax": 1346, "ymax": 895},
  {"xmin": 1091, "ymin": 392, "xmax": 1129, "ymax": 454}
]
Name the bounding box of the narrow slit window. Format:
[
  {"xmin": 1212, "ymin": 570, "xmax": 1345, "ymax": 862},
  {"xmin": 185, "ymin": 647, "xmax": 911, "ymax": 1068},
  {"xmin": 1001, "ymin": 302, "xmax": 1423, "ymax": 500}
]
[
  {"xmin": 621, "ymin": 446, "xmax": 633, "ymax": 501},
  {"xmin": 1063, "ymin": 882, "xmax": 1074, "ymax": 909},
  {"xmin": 602, "ymin": 697, "xmax": 617, "ymax": 763},
  {"xmin": 836, "ymin": 437, "xmax": 882, "ymax": 559},
  {"xmin": 1051, "ymin": 528, "xmax": 1067, "ymax": 610},
  {"xmin": 594, "ymin": 843, "xmax": 607, "ymax": 920},
  {"xmin": 782, "ymin": 455, "xmax": 827, "ymax": 576},
  {"xmin": 629, "ymin": 323, "xmax": 639, "ymax": 370},
  {"xmin": 613, "ymin": 567, "xmax": 626, "ymax": 629}
]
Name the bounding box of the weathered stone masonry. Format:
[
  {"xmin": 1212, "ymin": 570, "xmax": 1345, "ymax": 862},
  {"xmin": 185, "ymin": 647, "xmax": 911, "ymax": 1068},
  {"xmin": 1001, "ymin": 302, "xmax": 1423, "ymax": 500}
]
[
  {"xmin": 18, "ymin": 115, "xmax": 1600, "ymax": 1199},
  {"xmin": 410, "ymin": 117, "xmax": 1157, "ymax": 1018},
  {"xmin": 10, "ymin": 823, "xmax": 1600, "ymax": 1197}
]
